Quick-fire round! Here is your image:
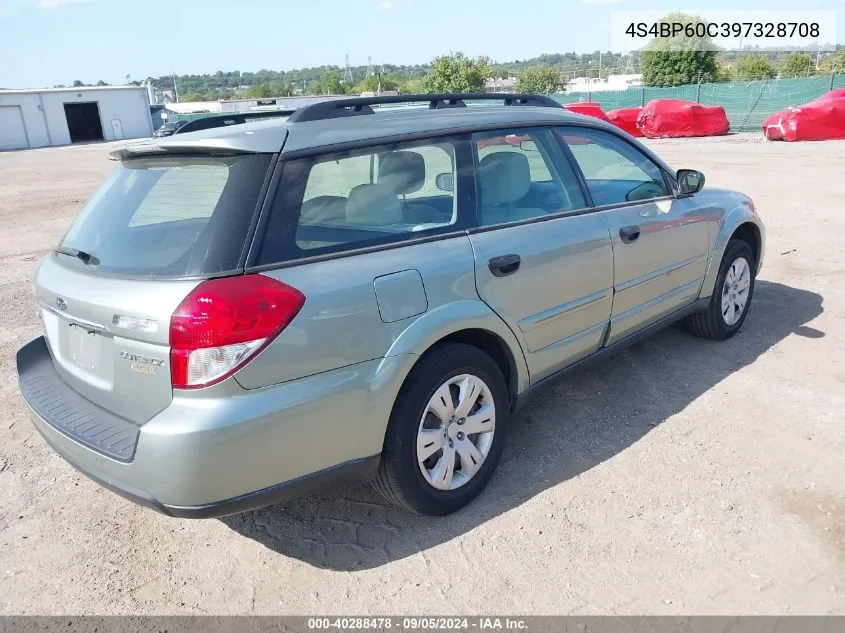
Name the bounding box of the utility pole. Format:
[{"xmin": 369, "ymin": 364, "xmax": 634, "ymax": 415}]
[
  {"xmin": 172, "ymin": 72, "xmax": 179, "ymax": 102},
  {"xmin": 342, "ymin": 53, "xmax": 352, "ymax": 85}
]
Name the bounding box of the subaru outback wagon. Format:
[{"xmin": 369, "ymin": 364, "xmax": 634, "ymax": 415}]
[{"xmin": 17, "ymin": 94, "xmax": 764, "ymax": 517}]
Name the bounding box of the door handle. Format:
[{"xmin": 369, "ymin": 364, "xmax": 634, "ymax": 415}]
[
  {"xmin": 488, "ymin": 254, "xmax": 521, "ymax": 277},
  {"xmin": 619, "ymin": 225, "xmax": 641, "ymax": 244}
]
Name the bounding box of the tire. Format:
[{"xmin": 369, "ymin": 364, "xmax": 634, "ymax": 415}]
[
  {"xmin": 686, "ymin": 238, "xmax": 756, "ymax": 341},
  {"xmin": 374, "ymin": 342, "xmax": 510, "ymax": 515}
]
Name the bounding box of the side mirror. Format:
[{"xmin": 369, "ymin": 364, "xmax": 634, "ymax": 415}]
[
  {"xmin": 435, "ymin": 172, "xmax": 454, "ymax": 192},
  {"xmin": 519, "ymin": 139, "xmax": 539, "ymax": 152},
  {"xmin": 677, "ymin": 169, "xmax": 705, "ymax": 195}
]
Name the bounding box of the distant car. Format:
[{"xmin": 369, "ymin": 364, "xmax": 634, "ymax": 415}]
[
  {"xmin": 153, "ymin": 120, "xmax": 187, "ymax": 137},
  {"xmin": 17, "ymin": 93, "xmax": 765, "ymax": 518}
]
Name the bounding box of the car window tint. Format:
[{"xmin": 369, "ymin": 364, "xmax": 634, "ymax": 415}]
[
  {"xmin": 256, "ymin": 139, "xmax": 462, "ymax": 263},
  {"xmin": 129, "ymin": 165, "xmax": 228, "ymax": 227},
  {"xmin": 557, "ymin": 128, "xmax": 670, "ymax": 206},
  {"xmin": 472, "ymin": 128, "xmax": 586, "ymax": 227}
]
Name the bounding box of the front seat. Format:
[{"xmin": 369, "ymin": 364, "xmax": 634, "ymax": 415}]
[
  {"xmin": 378, "ymin": 151, "xmax": 443, "ymax": 225},
  {"xmin": 477, "ymin": 152, "xmax": 545, "ymax": 226}
]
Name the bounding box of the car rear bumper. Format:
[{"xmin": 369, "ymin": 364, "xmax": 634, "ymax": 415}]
[{"xmin": 17, "ymin": 336, "xmax": 402, "ymax": 517}]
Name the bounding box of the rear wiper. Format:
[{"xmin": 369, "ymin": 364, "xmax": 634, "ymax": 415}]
[{"xmin": 55, "ymin": 246, "xmax": 100, "ymax": 266}]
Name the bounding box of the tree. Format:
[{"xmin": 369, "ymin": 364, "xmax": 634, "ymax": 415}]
[
  {"xmin": 321, "ymin": 71, "xmax": 345, "ymax": 95},
  {"xmin": 421, "ymin": 52, "xmax": 491, "ymax": 93},
  {"xmin": 401, "ymin": 77, "xmax": 425, "ymax": 94},
  {"xmin": 305, "ymin": 80, "xmax": 322, "ymax": 95},
  {"xmin": 354, "ymin": 73, "xmax": 399, "ymax": 94},
  {"xmin": 641, "ymin": 12, "xmax": 719, "ymax": 86},
  {"xmin": 515, "ymin": 66, "xmax": 564, "ymax": 94},
  {"xmin": 243, "ymin": 83, "xmax": 274, "ymax": 98},
  {"xmin": 736, "ymin": 55, "xmax": 777, "ymax": 81},
  {"xmin": 779, "ymin": 53, "xmax": 814, "ymax": 78},
  {"xmin": 833, "ymin": 47, "xmax": 845, "ymax": 74},
  {"xmin": 95, "ymin": 80, "xmax": 108, "ymax": 86},
  {"xmin": 180, "ymin": 92, "xmax": 207, "ymax": 102},
  {"xmin": 72, "ymin": 79, "xmax": 85, "ymax": 87}
]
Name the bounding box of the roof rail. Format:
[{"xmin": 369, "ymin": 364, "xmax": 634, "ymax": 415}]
[
  {"xmin": 287, "ymin": 93, "xmax": 563, "ymax": 123},
  {"xmin": 173, "ymin": 110, "xmax": 294, "ymax": 134}
]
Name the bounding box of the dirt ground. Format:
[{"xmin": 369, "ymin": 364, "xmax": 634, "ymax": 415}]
[{"xmin": 0, "ymin": 134, "xmax": 843, "ymax": 615}]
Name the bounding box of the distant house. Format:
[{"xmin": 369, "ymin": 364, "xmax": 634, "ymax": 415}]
[
  {"xmin": 486, "ymin": 77, "xmax": 518, "ymax": 93},
  {"xmin": 566, "ymin": 74, "xmax": 643, "ymax": 93}
]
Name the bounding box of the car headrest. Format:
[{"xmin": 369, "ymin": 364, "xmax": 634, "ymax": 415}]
[
  {"xmin": 345, "ymin": 183, "xmax": 403, "ymax": 226},
  {"xmin": 478, "ymin": 152, "xmax": 531, "ymax": 206},
  {"xmin": 378, "ymin": 151, "xmax": 426, "ymax": 195}
]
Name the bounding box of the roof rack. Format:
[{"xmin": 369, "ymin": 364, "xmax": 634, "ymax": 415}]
[
  {"xmin": 173, "ymin": 110, "xmax": 294, "ymax": 134},
  {"xmin": 287, "ymin": 93, "xmax": 563, "ymax": 123}
]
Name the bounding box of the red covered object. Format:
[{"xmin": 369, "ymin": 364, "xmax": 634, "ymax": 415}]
[
  {"xmin": 607, "ymin": 107, "xmax": 644, "ymax": 137},
  {"xmin": 762, "ymin": 91, "xmax": 845, "ymax": 141},
  {"xmin": 637, "ymin": 99, "xmax": 729, "ymax": 138},
  {"xmin": 563, "ymin": 101, "xmax": 611, "ymax": 122},
  {"xmin": 761, "ymin": 108, "xmax": 791, "ymax": 140},
  {"xmin": 777, "ymin": 101, "xmax": 845, "ymax": 141}
]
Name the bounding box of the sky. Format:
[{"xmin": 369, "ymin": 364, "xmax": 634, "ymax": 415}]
[{"xmin": 0, "ymin": 0, "xmax": 843, "ymax": 88}]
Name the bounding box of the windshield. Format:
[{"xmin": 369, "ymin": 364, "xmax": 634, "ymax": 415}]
[{"xmin": 56, "ymin": 154, "xmax": 271, "ymax": 278}]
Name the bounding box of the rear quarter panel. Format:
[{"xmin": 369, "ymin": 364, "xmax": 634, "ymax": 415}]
[{"xmin": 235, "ymin": 236, "xmax": 485, "ymax": 388}]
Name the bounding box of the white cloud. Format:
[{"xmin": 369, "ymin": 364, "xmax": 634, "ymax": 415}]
[
  {"xmin": 36, "ymin": 0, "xmax": 94, "ymax": 8},
  {"xmin": 376, "ymin": 0, "xmax": 394, "ymax": 10}
]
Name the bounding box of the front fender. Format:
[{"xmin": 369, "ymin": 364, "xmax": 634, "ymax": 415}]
[
  {"xmin": 700, "ymin": 206, "xmax": 765, "ymax": 299},
  {"xmin": 383, "ymin": 299, "xmax": 530, "ymax": 394}
]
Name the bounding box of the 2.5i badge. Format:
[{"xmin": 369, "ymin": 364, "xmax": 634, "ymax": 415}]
[{"xmin": 120, "ymin": 351, "xmax": 165, "ymax": 375}]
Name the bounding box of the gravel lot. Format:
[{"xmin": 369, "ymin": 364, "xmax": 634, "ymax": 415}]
[{"xmin": 0, "ymin": 134, "xmax": 843, "ymax": 615}]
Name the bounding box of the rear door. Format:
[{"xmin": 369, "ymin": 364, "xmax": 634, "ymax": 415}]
[
  {"xmin": 467, "ymin": 127, "xmax": 614, "ymax": 383},
  {"xmin": 36, "ymin": 153, "xmax": 272, "ymax": 423},
  {"xmin": 557, "ymin": 127, "xmax": 710, "ymax": 345}
]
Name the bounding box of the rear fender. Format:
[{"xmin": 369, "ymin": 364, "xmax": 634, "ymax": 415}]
[{"xmin": 382, "ymin": 300, "xmax": 530, "ymax": 395}]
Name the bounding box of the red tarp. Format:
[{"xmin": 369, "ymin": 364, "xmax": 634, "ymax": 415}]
[
  {"xmin": 762, "ymin": 91, "xmax": 845, "ymax": 141},
  {"xmin": 607, "ymin": 107, "xmax": 644, "ymax": 137},
  {"xmin": 637, "ymin": 99, "xmax": 730, "ymax": 138},
  {"xmin": 563, "ymin": 102, "xmax": 611, "ymax": 122}
]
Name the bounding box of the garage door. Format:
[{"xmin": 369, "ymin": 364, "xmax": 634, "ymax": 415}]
[{"xmin": 0, "ymin": 106, "xmax": 29, "ymax": 150}]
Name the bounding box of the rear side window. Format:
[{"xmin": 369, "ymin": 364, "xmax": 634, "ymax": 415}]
[
  {"xmin": 57, "ymin": 154, "xmax": 271, "ymax": 277},
  {"xmin": 256, "ymin": 138, "xmax": 465, "ymax": 263},
  {"xmin": 557, "ymin": 127, "xmax": 670, "ymax": 206},
  {"xmin": 472, "ymin": 128, "xmax": 586, "ymax": 227}
]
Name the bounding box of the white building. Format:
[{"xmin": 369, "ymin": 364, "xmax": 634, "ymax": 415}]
[
  {"xmin": 0, "ymin": 86, "xmax": 153, "ymax": 150},
  {"xmin": 566, "ymin": 74, "xmax": 643, "ymax": 94},
  {"xmin": 162, "ymin": 95, "xmax": 351, "ymax": 116}
]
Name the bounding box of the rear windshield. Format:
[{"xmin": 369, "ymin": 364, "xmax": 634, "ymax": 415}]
[{"xmin": 57, "ymin": 154, "xmax": 271, "ymax": 277}]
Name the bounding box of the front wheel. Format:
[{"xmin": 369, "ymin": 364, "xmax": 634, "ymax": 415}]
[
  {"xmin": 686, "ymin": 239, "xmax": 755, "ymax": 340},
  {"xmin": 373, "ymin": 343, "xmax": 509, "ymax": 515}
]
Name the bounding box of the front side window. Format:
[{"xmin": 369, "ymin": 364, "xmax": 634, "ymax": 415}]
[
  {"xmin": 472, "ymin": 128, "xmax": 586, "ymax": 227},
  {"xmin": 257, "ymin": 139, "xmax": 463, "ymax": 263},
  {"xmin": 556, "ymin": 127, "xmax": 671, "ymax": 206}
]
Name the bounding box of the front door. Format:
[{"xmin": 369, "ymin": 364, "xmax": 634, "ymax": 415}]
[
  {"xmin": 557, "ymin": 127, "xmax": 710, "ymax": 345},
  {"xmin": 467, "ymin": 127, "xmax": 614, "ymax": 383}
]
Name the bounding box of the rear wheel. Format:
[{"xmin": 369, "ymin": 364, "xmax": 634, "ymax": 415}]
[
  {"xmin": 374, "ymin": 343, "xmax": 509, "ymax": 515},
  {"xmin": 686, "ymin": 239, "xmax": 755, "ymax": 340}
]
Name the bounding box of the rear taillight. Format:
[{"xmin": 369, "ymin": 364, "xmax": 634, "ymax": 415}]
[{"xmin": 169, "ymin": 275, "xmax": 305, "ymax": 389}]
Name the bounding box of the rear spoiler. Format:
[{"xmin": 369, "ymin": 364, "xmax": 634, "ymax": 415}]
[{"xmin": 173, "ymin": 110, "xmax": 294, "ymax": 135}]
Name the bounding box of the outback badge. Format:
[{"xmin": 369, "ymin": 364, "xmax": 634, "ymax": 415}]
[{"xmin": 120, "ymin": 351, "xmax": 165, "ymax": 375}]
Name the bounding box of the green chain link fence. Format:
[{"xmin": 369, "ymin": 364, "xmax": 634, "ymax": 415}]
[{"xmin": 552, "ymin": 75, "xmax": 845, "ymax": 132}]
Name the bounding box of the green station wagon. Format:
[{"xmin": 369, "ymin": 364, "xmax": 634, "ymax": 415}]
[{"xmin": 16, "ymin": 94, "xmax": 765, "ymax": 517}]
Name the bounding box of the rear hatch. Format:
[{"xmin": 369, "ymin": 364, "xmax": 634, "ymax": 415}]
[{"xmin": 34, "ymin": 152, "xmax": 273, "ymax": 424}]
